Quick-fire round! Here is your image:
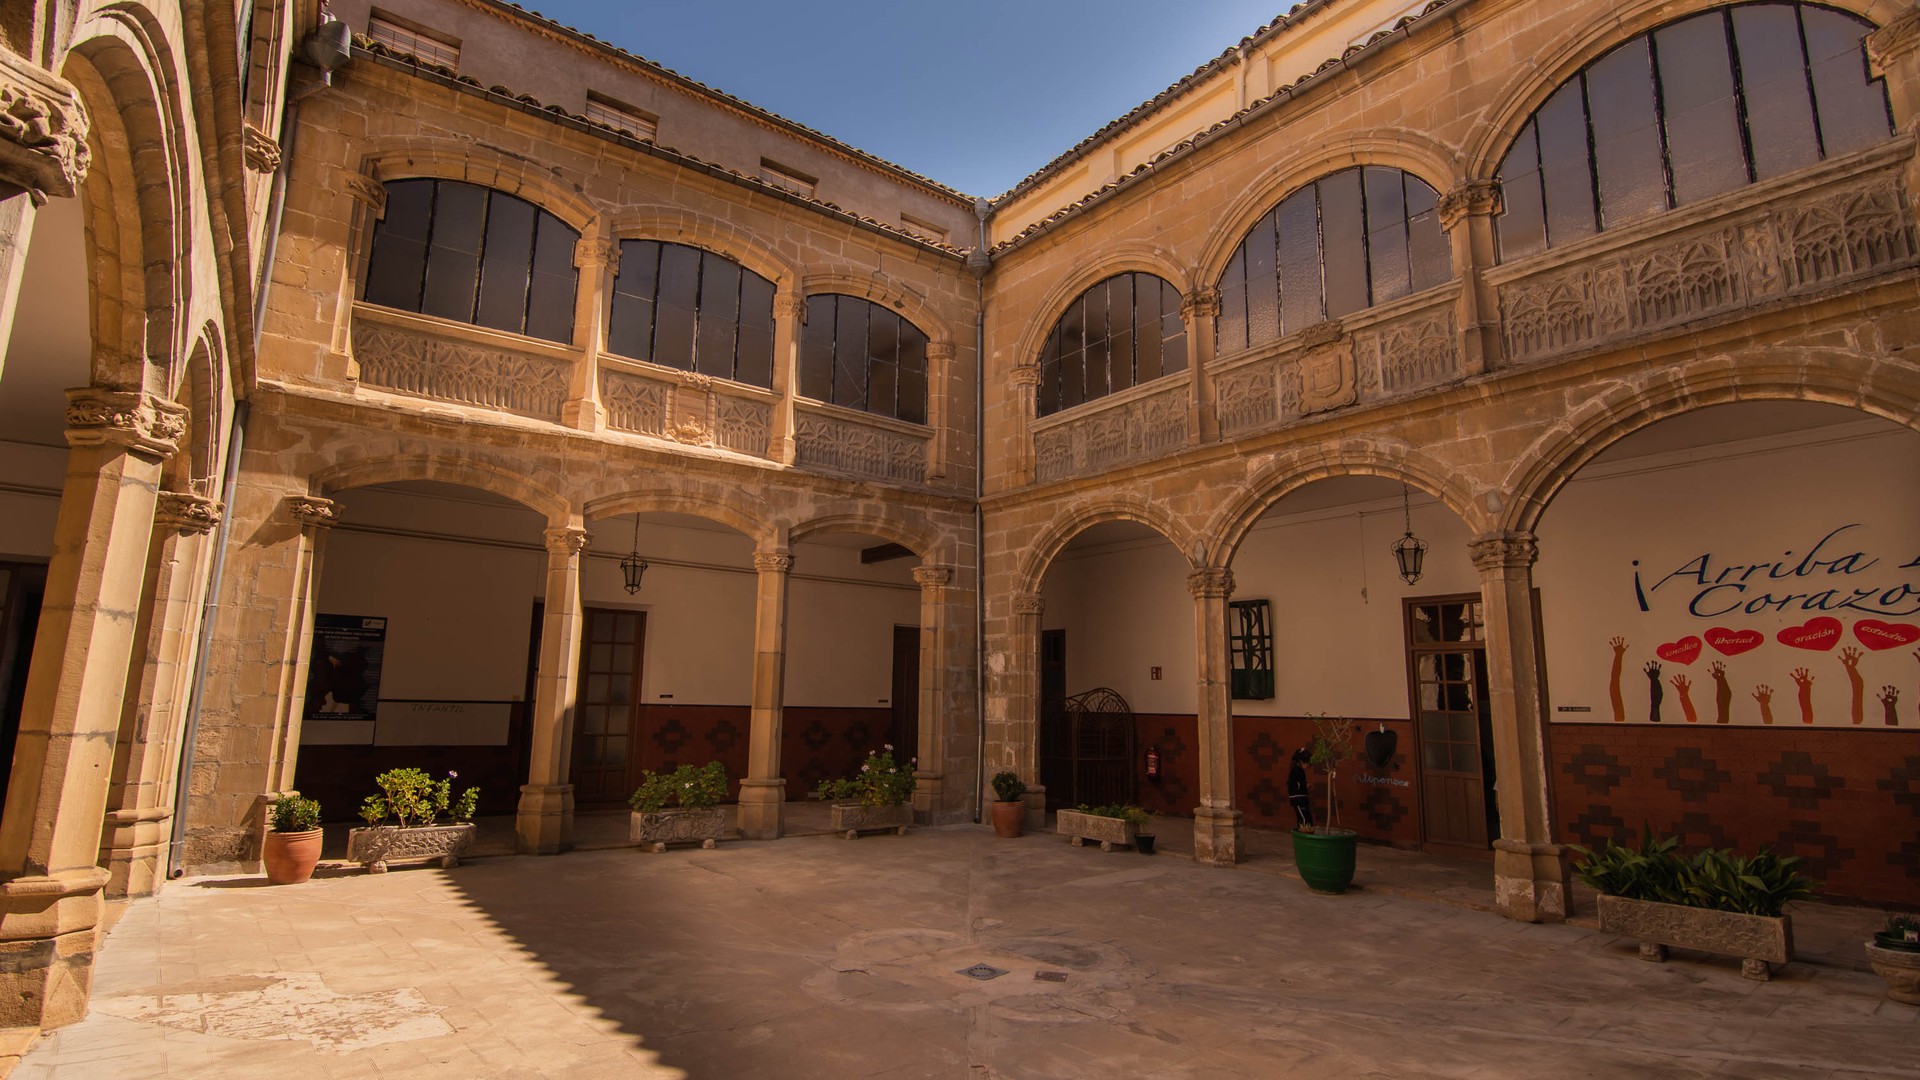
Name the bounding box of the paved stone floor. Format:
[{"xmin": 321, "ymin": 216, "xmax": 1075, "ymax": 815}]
[{"xmin": 20, "ymin": 820, "xmax": 1917, "ymax": 1079}]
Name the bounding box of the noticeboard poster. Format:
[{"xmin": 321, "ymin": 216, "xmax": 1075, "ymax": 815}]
[{"xmin": 305, "ymin": 614, "xmax": 387, "ymax": 722}]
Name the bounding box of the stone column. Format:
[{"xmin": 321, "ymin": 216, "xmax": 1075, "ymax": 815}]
[
  {"xmin": 737, "ymin": 548, "xmax": 793, "ymax": 839},
  {"xmin": 562, "ymin": 236, "xmax": 618, "ymax": 431},
  {"xmin": 1180, "ymin": 286, "xmax": 1221, "ymax": 444},
  {"xmin": 1472, "ymin": 532, "xmax": 1569, "ymax": 923},
  {"xmin": 1187, "ymin": 566, "xmax": 1241, "ymax": 866},
  {"xmin": 769, "ymin": 293, "xmax": 806, "ymax": 464},
  {"xmin": 1438, "ymin": 180, "xmax": 1504, "ymax": 378},
  {"xmin": 0, "ymin": 387, "xmax": 182, "ymax": 1030},
  {"xmin": 1006, "ymin": 365, "xmax": 1040, "ymax": 486},
  {"xmin": 0, "ymin": 51, "xmax": 88, "ymax": 375},
  {"xmin": 1009, "ymin": 591, "xmax": 1046, "ymax": 828},
  {"xmin": 910, "ymin": 565, "xmax": 951, "ymax": 821},
  {"xmin": 267, "ymin": 496, "xmax": 338, "ymax": 799},
  {"xmin": 923, "ymin": 341, "xmax": 955, "ymax": 481},
  {"xmin": 518, "ymin": 525, "xmax": 587, "ymax": 854},
  {"xmin": 99, "ymin": 490, "xmax": 222, "ymax": 900}
]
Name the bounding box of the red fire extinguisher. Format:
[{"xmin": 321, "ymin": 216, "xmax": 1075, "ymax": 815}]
[{"xmin": 1145, "ymin": 745, "xmax": 1161, "ymax": 781}]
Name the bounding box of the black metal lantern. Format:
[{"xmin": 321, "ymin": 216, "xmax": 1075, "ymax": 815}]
[
  {"xmin": 1391, "ymin": 484, "xmax": 1426, "ymax": 585},
  {"xmin": 619, "ymin": 515, "xmax": 648, "ymax": 594}
]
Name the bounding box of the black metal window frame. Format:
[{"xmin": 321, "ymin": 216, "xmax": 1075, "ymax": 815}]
[
  {"xmin": 799, "ymin": 293, "xmax": 930, "ymax": 423},
  {"xmin": 1035, "ymin": 272, "xmax": 1188, "ymax": 418},
  {"xmin": 1214, "ymin": 166, "xmax": 1451, "ymax": 355},
  {"xmin": 362, "ymin": 178, "xmax": 580, "ymax": 344},
  {"xmin": 1495, "ymin": 2, "xmax": 1896, "ymax": 261},
  {"xmin": 606, "ymin": 240, "xmax": 777, "ymax": 389},
  {"xmin": 1228, "ymin": 598, "xmax": 1275, "ymax": 700}
]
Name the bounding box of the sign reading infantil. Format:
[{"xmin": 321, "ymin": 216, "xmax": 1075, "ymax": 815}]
[{"xmin": 306, "ymin": 614, "xmax": 387, "ymax": 723}]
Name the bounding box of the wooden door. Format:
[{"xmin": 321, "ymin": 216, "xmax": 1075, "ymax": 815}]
[
  {"xmin": 0, "ymin": 562, "xmax": 46, "ymax": 807},
  {"xmin": 889, "ymin": 625, "xmax": 918, "ymax": 758},
  {"xmin": 1406, "ymin": 598, "xmax": 1496, "ymax": 850},
  {"xmin": 573, "ymin": 607, "xmax": 646, "ymax": 804}
]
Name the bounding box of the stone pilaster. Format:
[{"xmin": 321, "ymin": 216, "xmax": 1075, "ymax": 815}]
[
  {"xmin": 1471, "ymin": 531, "xmax": 1568, "ymax": 923},
  {"xmin": 768, "ymin": 293, "xmax": 806, "ymax": 464},
  {"xmin": 1438, "ymin": 180, "xmax": 1504, "ymax": 377},
  {"xmin": 910, "ymin": 565, "xmax": 951, "ymax": 820},
  {"xmin": 1007, "ymin": 365, "xmax": 1040, "ymax": 486},
  {"xmin": 738, "ymin": 549, "xmax": 793, "ymax": 839},
  {"xmin": 518, "ymin": 526, "xmax": 587, "ymax": 854},
  {"xmin": 1009, "ymin": 591, "xmax": 1046, "ymax": 827},
  {"xmin": 0, "ymin": 387, "xmax": 180, "ymax": 1030},
  {"xmin": 1180, "ymin": 286, "xmax": 1221, "ymax": 444},
  {"xmin": 1186, "ymin": 566, "xmax": 1241, "ymax": 866},
  {"xmin": 563, "ymin": 235, "xmax": 618, "ymax": 431},
  {"xmin": 924, "ymin": 340, "xmax": 955, "ymax": 480}
]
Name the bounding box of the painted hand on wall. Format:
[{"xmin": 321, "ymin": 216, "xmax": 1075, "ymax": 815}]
[
  {"xmin": 1839, "ymin": 646, "xmax": 1865, "ymax": 725},
  {"xmin": 1879, "ymin": 685, "xmax": 1900, "ymax": 727},
  {"xmin": 1669, "ymin": 673, "xmax": 1698, "ymax": 723},
  {"xmin": 1790, "ymin": 667, "xmax": 1815, "ymax": 724},
  {"xmin": 1608, "ymin": 637, "xmax": 1628, "ymax": 724},
  {"xmin": 1752, "ymin": 684, "xmax": 1775, "ymax": 725},
  {"xmin": 1709, "ymin": 661, "xmax": 1732, "ymax": 725},
  {"xmin": 1644, "ymin": 660, "xmax": 1663, "ymax": 723}
]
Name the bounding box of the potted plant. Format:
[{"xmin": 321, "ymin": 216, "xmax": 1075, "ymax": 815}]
[
  {"xmin": 989, "ymin": 770, "xmax": 1027, "ymax": 838},
  {"xmin": 262, "ymin": 793, "xmax": 324, "ymax": 885},
  {"xmin": 812, "ymin": 745, "xmax": 915, "ymax": 839},
  {"xmin": 1866, "ymin": 913, "xmax": 1920, "ymax": 1005},
  {"xmin": 1573, "ymin": 829, "xmax": 1817, "ymax": 981},
  {"xmin": 347, "ymin": 767, "xmax": 481, "ymax": 872},
  {"xmin": 1290, "ymin": 715, "xmax": 1359, "ymax": 893},
  {"xmin": 630, "ymin": 761, "xmax": 730, "ymax": 852},
  {"xmin": 1127, "ymin": 806, "xmax": 1156, "ymax": 855},
  {"xmin": 1055, "ymin": 803, "xmax": 1148, "ymax": 852}
]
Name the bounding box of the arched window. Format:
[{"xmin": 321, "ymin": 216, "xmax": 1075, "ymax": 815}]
[
  {"xmin": 363, "ymin": 179, "xmax": 580, "ymax": 343},
  {"xmin": 1496, "ymin": 3, "xmax": 1894, "ymax": 260},
  {"xmin": 1036, "ymin": 273, "xmax": 1187, "ymax": 417},
  {"xmin": 607, "ymin": 241, "xmax": 776, "ymax": 388},
  {"xmin": 800, "ymin": 294, "xmax": 929, "ymax": 423},
  {"xmin": 1216, "ymin": 167, "xmax": 1450, "ymax": 354}
]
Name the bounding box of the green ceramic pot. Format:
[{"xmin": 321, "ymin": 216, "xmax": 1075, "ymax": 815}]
[{"xmin": 1290, "ymin": 827, "xmax": 1359, "ymax": 894}]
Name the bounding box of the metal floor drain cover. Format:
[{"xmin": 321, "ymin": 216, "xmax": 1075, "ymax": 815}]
[
  {"xmin": 1034, "ymin": 970, "xmax": 1069, "ymax": 983},
  {"xmin": 957, "ymin": 964, "xmax": 1008, "ymax": 981}
]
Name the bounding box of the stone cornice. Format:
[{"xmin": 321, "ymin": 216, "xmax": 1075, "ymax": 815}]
[
  {"xmin": 64, "ymin": 389, "xmax": 186, "ymax": 458},
  {"xmin": 753, "ymin": 550, "xmax": 793, "ymax": 573},
  {"xmin": 286, "ymin": 495, "xmax": 340, "ymax": 529},
  {"xmin": 912, "ymin": 565, "xmax": 952, "ymax": 589},
  {"xmin": 1439, "ymin": 180, "xmax": 1502, "ymax": 231},
  {"xmin": 1469, "ymin": 532, "xmax": 1538, "ymax": 572},
  {"xmin": 1186, "ymin": 566, "xmax": 1235, "ymax": 599},
  {"xmin": 155, "ymin": 492, "xmax": 224, "ymax": 534},
  {"xmin": 544, "ymin": 527, "xmax": 589, "ymax": 555},
  {"xmin": 0, "ymin": 51, "xmax": 88, "ymax": 202}
]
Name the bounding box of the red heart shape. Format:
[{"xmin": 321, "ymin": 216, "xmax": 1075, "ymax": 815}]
[
  {"xmin": 1777, "ymin": 617, "xmax": 1843, "ymax": 651},
  {"xmin": 1655, "ymin": 637, "xmax": 1702, "ymax": 665},
  {"xmin": 1853, "ymin": 620, "xmax": 1920, "ymax": 651},
  {"xmin": 1704, "ymin": 628, "xmax": 1764, "ymax": 657}
]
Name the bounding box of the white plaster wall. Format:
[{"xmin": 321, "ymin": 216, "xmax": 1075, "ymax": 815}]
[{"xmin": 0, "ymin": 442, "xmax": 62, "ymax": 558}]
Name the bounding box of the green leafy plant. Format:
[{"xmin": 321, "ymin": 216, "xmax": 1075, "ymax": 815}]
[
  {"xmin": 630, "ymin": 762, "xmax": 729, "ymax": 813},
  {"xmin": 990, "ymin": 770, "xmax": 1026, "ymax": 803},
  {"xmin": 1887, "ymin": 913, "xmax": 1920, "ymax": 937},
  {"xmin": 1305, "ymin": 714, "xmax": 1358, "ymax": 829},
  {"xmin": 357, "ymin": 767, "xmax": 481, "ymax": 828},
  {"xmin": 1571, "ymin": 827, "xmax": 1819, "ymax": 917},
  {"xmin": 1075, "ymin": 803, "xmax": 1149, "ymax": 828},
  {"xmin": 812, "ymin": 746, "xmax": 916, "ymax": 807},
  {"xmin": 269, "ymin": 794, "xmax": 322, "ymax": 833}
]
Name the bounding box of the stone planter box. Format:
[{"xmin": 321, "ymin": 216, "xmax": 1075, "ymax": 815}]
[
  {"xmin": 1597, "ymin": 895, "xmax": 1793, "ymax": 981},
  {"xmin": 1055, "ymin": 809, "xmax": 1138, "ymax": 852},
  {"xmin": 829, "ymin": 801, "xmax": 911, "ymax": 839},
  {"xmin": 630, "ymin": 807, "xmax": 728, "ymax": 852},
  {"xmin": 347, "ymin": 823, "xmax": 476, "ymax": 873},
  {"xmin": 1865, "ymin": 942, "xmax": 1920, "ymax": 1005}
]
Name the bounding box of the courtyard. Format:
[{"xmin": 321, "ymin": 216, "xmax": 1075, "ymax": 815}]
[{"xmin": 17, "ymin": 817, "xmax": 1914, "ymax": 1080}]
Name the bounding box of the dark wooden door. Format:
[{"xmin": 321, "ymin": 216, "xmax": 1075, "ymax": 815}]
[
  {"xmin": 1039, "ymin": 629, "xmax": 1067, "ymax": 806},
  {"xmin": 0, "ymin": 562, "xmax": 46, "ymax": 807},
  {"xmin": 1406, "ymin": 598, "xmax": 1496, "ymax": 850},
  {"xmin": 890, "ymin": 625, "xmax": 918, "ymax": 759},
  {"xmin": 572, "ymin": 607, "xmax": 646, "ymax": 804}
]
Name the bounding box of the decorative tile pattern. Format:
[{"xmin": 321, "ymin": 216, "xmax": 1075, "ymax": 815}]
[
  {"xmin": 1653, "ymin": 747, "xmax": 1732, "ymax": 803},
  {"xmin": 1248, "ymin": 732, "xmax": 1285, "ymax": 771},
  {"xmin": 1246, "ymin": 777, "xmax": 1284, "ymax": 818},
  {"xmin": 1756, "ymin": 751, "xmax": 1841, "ymax": 810},
  {"xmin": 1563, "ymin": 744, "xmax": 1631, "ymax": 796},
  {"xmin": 1360, "ymin": 786, "xmax": 1408, "ymax": 833},
  {"xmin": 652, "ymin": 717, "xmax": 691, "ymax": 755}
]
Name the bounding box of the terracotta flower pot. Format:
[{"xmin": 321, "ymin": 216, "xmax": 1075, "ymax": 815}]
[
  {"xmin": 990, "ymin": 799, "xmax": 1024, "ymax": 838},
  {"xmin": 262, "ymin": 828, "xmax": 324, "ymax": 885}
]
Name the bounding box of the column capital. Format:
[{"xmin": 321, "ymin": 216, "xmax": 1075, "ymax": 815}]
[
  {"xmin": 286, "ymin": 495, "xmax": 339, "ymax": 529},
  {"xmin": 1869, "ymin": 7, "xmax": 1920, "ymax": 74},
  {"xmin": 1008, "ymin": 364, "xmax": 1041, "ymax": 388},
  {"xmin": 1011, "ymin": 592, "xmax": 1044, "ymax": 616},
  {"xmin": 242, "ymin": 124, "xmax": 281, "ymax": 173},
  {"xmin": 1186, "ymin": 566, "xmax": 1235, "ymax": 599},
  {"xmin": 1438, "ymin": 180, "xmax": 1504, "ymax": 231},
  {"xmin": 573, "ymin": 236, "xmax": 620, "ymax": 272},
  {"xmin": 64, "ymin": 388, "xmax": 186, "ymax": 457},
  {"xmin": 1180, "ymin": 286, "xmax": 1222, "ymax": 321},
  {"xmin": 0, "ymin": 52, "xmax": 89, "ymax": 202},
  {"xmin": 754, "ymin": 550, "xmax": 794, "ymax": 573},
  {"xmin": 925, "ymin": 340, "xmax": 956, "ymax": 362},
  {"xmin": 544, "ymin": 527, "xmax": 590, "ymax": 555},
  {"xmin": 1469, "ymin": 531, "xmax": 1538, "ymax": 572},
  {"xmin": 155, "ymin": 491, "xmax": 223, "ymax": 534},
  {"xmin": 343, "ymin": 171, "xmax": 387, "ymax": 215},
  {"xmin": 774, "ymin": 293, "xmax": 808, "ymax": 319},
  {"xmin": 913, "ymin": 565, "xmax": 952, "ymax": 589}
]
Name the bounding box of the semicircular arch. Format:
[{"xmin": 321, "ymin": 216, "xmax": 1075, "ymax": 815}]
[
  {"xmin": 312, "ymin": 455, "xmax": 572, "ymax": 521},
  {"xmin": 1009, "ymin": 244, "xmax": 1189, "ymax": 370},
  {"xmin": 582, "ymin": 484, "xmax": 777, "ymax": 548},
  {"xmin": 1014, "ymin": 496, "xmax": 1196, "ymax": 596},
  {"xmin": 359, "ymin": 142, "xmax": 600, "ymax": 233},
  {"xmin": 788, "ymin": 507, "xmax": 945, "ymax": 563},
  {"xmin": 607, "ymin": 204, "xmax": 804, "ymax": 290},
  {"xmin": 800, "ymin": 268, "xmax": 957, "ymax": 348}
]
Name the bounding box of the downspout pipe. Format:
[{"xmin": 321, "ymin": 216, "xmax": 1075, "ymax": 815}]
[
  {"xmin": 966, "ymin": 201, "xmax": 991, "ymax": 823},
  {"xmin": 168, "ymin": 17, "xmax": 352, "ymax": 878}
]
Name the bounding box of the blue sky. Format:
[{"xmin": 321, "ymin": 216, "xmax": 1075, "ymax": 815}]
[{"xmin": 517, "ymin": 1, "xmax": 1292, "ymax": 196}]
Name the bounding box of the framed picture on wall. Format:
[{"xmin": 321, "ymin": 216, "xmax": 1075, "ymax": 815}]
[{"xmin": 305, "ymin": 614, "xmax": 387, "ymax": 722}]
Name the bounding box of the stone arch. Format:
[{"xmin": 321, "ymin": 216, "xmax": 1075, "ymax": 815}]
[
  {"xmin": 1462, "ymin": 0, "xmax": 1890, "ymax": 178},
  {"xmin": 312, "ymin": 455, "xmax": 572, "ymax": 521},
  {"xmin": 1008, "ymin": 242, "xmax": 1189, "ymax": 372},
  {"xmin": 173, "ymin": 324, "xmax": 223, "ymax": 487},
  {"xmin": 358, "ymin": 142, "xmax": 601, "ymax": 234},
  {"xmin": 799, "ymin": 268, "xmax": 957, "ymax": 350},
  {"xmin": 1498, "ymin": 350, "xmax": 1920, "ymax": 536},
  {"xmin": 581, "ymin": 484, "xmax": 777, "ymax": 549},
  {"xmin": 1015, "ymin": 495, "xmax": 1197, "ymax": 596},
  {"xmin": 606, "ymin": 204, "xmax": 804, "ymax": 291},
  {"xmin": 788, "ymin": 507, "xmax": 945, "ymax": 563},
  {"xmin": 1205, "ymin": 440, "xmax": 1486, "ymax": 566},
  {"xmin": 1194, "ymin": 129, "xmax": 1463, "ymax": 289}
]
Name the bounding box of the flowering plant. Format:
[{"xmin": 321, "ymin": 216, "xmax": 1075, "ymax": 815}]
[
  {"xmin": 629, "ymin": 761, "xmax": 729, "ymax": 813},
  {"xmin": 358, "ymin": 767, "xmax": 480, "ymax": 827},
  {"xmin": 812, "ymin": 746, "xmax": 916, "ymax": 807}
]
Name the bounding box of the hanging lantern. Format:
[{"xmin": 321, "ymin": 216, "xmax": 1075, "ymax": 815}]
[
  {"xmin": 619, "ymin": 514, "xmax": 648, "ymax": 594},
  {"xmin": 1391, "ymin": 484, "xmax": 1426, "ymax": 585}
]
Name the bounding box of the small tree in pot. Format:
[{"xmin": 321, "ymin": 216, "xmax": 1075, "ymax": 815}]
[
  {"xmin": 989, "ymin": 770, "xmax": 1027, "ymax": 838},
  {"xmin": 263, "ymin": 794, "xmax": 324, "ymax": 885},
  {"xmin": 1290, "ymin": 715, "xmax": 1360, "ymax": 894}
]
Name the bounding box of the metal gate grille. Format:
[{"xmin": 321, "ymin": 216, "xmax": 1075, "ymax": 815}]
[{"xmin": 1041, "ymin": 687, "xmax": 1135, "ymax": 809}]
